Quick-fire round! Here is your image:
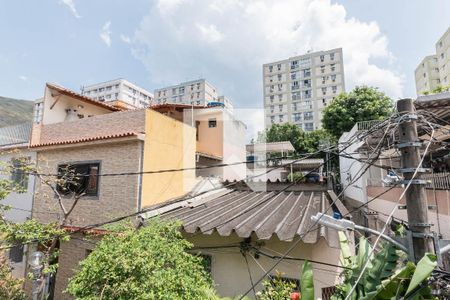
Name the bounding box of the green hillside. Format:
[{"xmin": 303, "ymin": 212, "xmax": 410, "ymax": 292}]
[{"xmin": 0, "ymin": 96, "xmax": 34, "ymax": 127}]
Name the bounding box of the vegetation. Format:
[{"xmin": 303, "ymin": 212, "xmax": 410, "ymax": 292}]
[
  {"xmin": 0, "ymin": 97, "xmax": 33, "ymax": 127},
  {"xmin": 256, "ymin": 272, "xmax": 297, "ymax": 300},
  {"xmin": 0, "ymin": 251, "xmax": 26, "ymax": 300},
  {"xmin": 322, "ymin": 86, "xmax": 393, "ymax": 138},
  {"xmin": 66, "ymin": 220, "xmax": 217, "ymax": 300},
  {"xmin": 258, "ymin": 123, "xmax": 334, "ymax": 157},
  {"xmin": 331, "ymin": 231, "xmax": 437, "ymax": 300},
  {"xmin": 287, "ymin": 172, "xmax": 304, "ymax": 183},
  {"xmin": 422, "ymin": 84, "xmax": 450, "ymax": 95}
]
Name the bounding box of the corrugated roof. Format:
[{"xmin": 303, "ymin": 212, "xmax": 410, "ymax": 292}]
[
  {"xmin": 158, "ymin": 189, "xmax": 339, "ymax": 246},
  {"xmin": 0, "ymin": 122, "xmax": 32, "ymax": 147},
  {"xmin": 46, "ymin": 83, "xmax": 122, "ymax": 112},
  {"xmin": 247, "ymin": 141, "xmax": 295, "ymax": 153}
]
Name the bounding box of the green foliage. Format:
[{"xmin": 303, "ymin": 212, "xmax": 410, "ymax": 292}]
[
  {"xmin": 66, "ymin": 219, "xmax": 216, "ymax": 300},
  {"xmin": 258, "ymin": 123, "xmax": 334, "ymax": 157},
  {"xmin": 322, "ymin": 86, "xmax": 393, "ymax": 138},
  {"xmin": 331, "ymin": 231, "xmax": 437, "ymax": 300},
  {"xmin": 287, "ymin": 172, "xmax": 304, "ymax": 183},
  {"xmin": 0, "ymin": 251, "xmax": 26, "ymax": 300},
  {"xmin": 300, "ymin": 261, "xmax": 314, "ymax": 300},
  {"xmin": 256, "ymin": 272, "xmax": 296, "ymax": 300},
  {"xmin": 422, "ymin": 84, "xmax": 450, "ymax": 95}
]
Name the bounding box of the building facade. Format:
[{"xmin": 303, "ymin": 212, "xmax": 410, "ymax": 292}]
[
  {"xmin": 263, "ymin": 48, "xmax": 345, "ymax": 131},
  {"xmin": 415, "ymin": 26, "xmax": 450, "ymax": 95},
  {"xmin": 81, "ymin": 78, "xmax": 154, "ymax": 108},
  {"xmin": 153, "ymin": 79, "xmax": 233, "ymax": 110}
]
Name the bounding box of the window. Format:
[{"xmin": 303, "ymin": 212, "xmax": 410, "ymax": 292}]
[
  {"xmin": 195, "ymin": 121, "xmax": 200, "ymax": 140},
  {"xmin": 197, "ymin": 83, "xmax": 201, "ymax": 90},
  {"xmin": 293, "ymin": 113, "xmax": 301, "ymax": 122},
  {"xmin": 320, "ymin": 55, "xmax": 325, "ymax": 62},
  {"xmin": 269, "ymin": 76, "xmax": 273, "ymax": 83},
  {"xmin": 208, "ymin": 118, "xmax": 217, "ymax": 128},
  {"xmin": 99, "ymin": 87, "xmax": 104, "ymax": 92},
  {"xmin": 179, "ymin": 87, "xmax": 185, "ymax": 94},
  {"xmin": 115, "ymin": 93, "xmax": 119, "ymax": 98},
  {"xmin": 9, "ymin": 245, "xmax": 24, "ymax": 263},
  {"xmin": 269, "ymin": 95, "xmax": 274, "ymax": 102},
  {"xmin": 292, "ymin": 103, "xmax": 298, "ymax": 111},
  {"xmin": 57, "ymin": 163, "xmax": 100, "ymax": 196},
  {"xmin": 320, "ymin": 66, "xmax": 325, "ymax": 73},
  {"xmin": 292, "ymin": 92, "xmax": 301, "ymax": 101},
  {"xmin": 304, "ymin": 122, "xmax": 314, "ymax": 131},
  {"xmin": 423, "ymin": 73, "xmax": 426, "ymax": 78},
  {"xmin": 278, "ymin": 94, "xmax": 283, "ymax": 101},
  {"xmin": 85, "ymin": 91, "xmax": 90, "ymax": 95},
  {"xmin": 105, "ymin": 94, "xmax": 111, "ymax": 99},
  {"xmin": 190, "ymin": 85, "xmax": 194, "ymax": 91},
  {"xmin": 322, "ymin": 87, "xmax": 327, "ymax": 95},
  {"xmin": 277, "ymin": 74, "xmax": 282, "ymax": 81},
  {"xmin": 302, "ymin": 90, "xmax": 311, "ymax": 99},
  {"xmin": 158, "ymin": 91, "xmax": 161, "ymax": 97},
  {"xmin": 441, "ymin": 53, "xmax": 445, "ymax": 59},
  {"xmin": 304, "ymin": 111, "xmax": 313, "ymax": 120},
  {"xmin": 291, "ymin": 72, "xmax": 297, "ymax": 80},
  {"xmin": 277, "ymin": 84, "xmax": 283, "ymax": 91},
  {"xmin": 172, "ymin": 88, "xmax": 177, "ymax": 94},
  {"xmin": 269, "ymin": 65, "xmax": 273, "ymax": 72},
  {"xmin": 303, "ymin": 68, "xmax": 311, "ymax": 77},
  {"xmin": 303, "ymin": 79, "xmax": 311, "ymax": 88},
  {"xmin": 291, "ymin": 81, "xmax": 299, "ymax": 90},
  {"xmin": 11, "ymin": 157, "xmax": 30, "ymax": 191},
  {"xmin": 330, "ymin": 64, "xmax": 336, "ymax": 72},
  {"xmin": 277, "ymin": 63, "xmax": 282, "ymax": 71},
  {"xmin": 279, "ymin": 104, "xmax": 283, "ymax": 111},
  {"xmin": 270, "ymin": 105, "xmax": 274, "ymax": 113},
  {"xmin": 278, "ymin": 115, "xmax": 284, "ymax": 122},
  {"xmin": 330, "ymin": 53, "xmax": 335, "ymax": 60},
  {"xmin": 331, "ymin": 74, "xmax": 336, "ymax": 82},
  {"xmin": 106, "ymin": 86, "xmax": 112, "ymax": 91},
  {"xmin": 322, "ymin": 76, "xmax": 326, "ymax": 84},
  {"xmin": 115, "ymin": 84, "xmax": 119, "ymax": 89},
  {"xmin": 34, "ymin": 102, "xmax": 43, "ymax": 123},
  {"xmin": 269, "ymin": 85, "xmax": 274, "ymax": 92},
  {"xmin": 332, "ymin": 86, "xmax": 337, "ymax": 93},
  {"xmin": 270, "ymin": 116, "xmax": 275, "ymax": 124},
  {"xmin": 291, "ymin": 60, "xmax": 298, "ymax": 69},
  {"xmin": 197, "ymin": 92, "xmax": 200, "ymax": 98}
]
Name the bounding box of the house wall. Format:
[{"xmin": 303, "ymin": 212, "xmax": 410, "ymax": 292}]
[
  {"xmin": 195, "ymin": 109, "xmax": 224, "ymax": 159},
  {"xmin": 186, "ymin": 232, "xmax": 342, "ymax": 300},
  {"xmin": 140, "ymin": 110, "xmax": 196, "ymax": 207},
  {"xmin": 222, "ymin": 112, "xmax": 247, "ymax": 181},
  {"xmin": 32, "ymin": 140, "xmax": 142, "ymax": 226},
  {"xmin": 42, "ymin": 86, "xmax": 113, "ymax": 125}
]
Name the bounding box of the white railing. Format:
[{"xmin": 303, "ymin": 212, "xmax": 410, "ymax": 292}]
[{"xmin": 356, "ymin": 120, "xmax": 382, "ymax": 131}]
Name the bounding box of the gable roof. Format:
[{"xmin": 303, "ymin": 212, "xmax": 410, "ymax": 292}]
[{"xmin": 46, "ymin": 83, "xmax": 122, "ymax": 112}]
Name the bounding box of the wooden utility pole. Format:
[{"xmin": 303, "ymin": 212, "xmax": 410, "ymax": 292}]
[{"xmin": 397, "ymin": 98, "xmax": 435, "ymax": 262}]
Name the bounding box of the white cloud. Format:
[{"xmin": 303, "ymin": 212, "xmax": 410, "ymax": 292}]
[
  {"xmin": 19, "ymin": 75, "xmax": 28, "ymax": 81},
  {"xmin": 131, "ymin": 0, "xmax": 404, "ymax": 107},
  {"xmin": 59, "ymin": 0, "xmax": 81, "ymax": 18},
  {"xmin": 100, "ymin": 21, "xmax": 112, "ymax": 47},
  {"xmin": 120, "ymin": 34, "xmax": 131, "ymax": 44}
]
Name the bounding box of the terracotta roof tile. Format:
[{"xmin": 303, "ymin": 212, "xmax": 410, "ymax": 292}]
[{"xmin": 30, "ymin": 131, "xmax": 139, "ymax": 148}]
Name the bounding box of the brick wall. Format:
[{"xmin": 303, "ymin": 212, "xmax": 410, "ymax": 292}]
[{"xmin": 32, "ymin": 140, "xmax": 143, "ymax": 226}]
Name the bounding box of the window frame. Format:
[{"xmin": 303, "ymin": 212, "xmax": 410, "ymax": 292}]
[
  {"xmin": 56, "ymin": 161, "xmax": 101, "ymax": 198},
  {"xmin": 208, "ymin": 118, "xmax": 217, "ymax": 128}
]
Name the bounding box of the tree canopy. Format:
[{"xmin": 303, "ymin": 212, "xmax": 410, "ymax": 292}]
[
  {"xmin": 66, "ymin": 220, "xmax": 216, "ymax": 300},
  {"xmin": 258, "ymin": 123, "xmax": 333, "ymax": 156},
  {"xmin": 322, "ymin": 86, "xmax": 393, "ymax": 138}
]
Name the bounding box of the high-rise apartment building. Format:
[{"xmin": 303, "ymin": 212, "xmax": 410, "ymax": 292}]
[
  {"xmin": 263, "ymin": 48, "xmax": 345, "ymax": 131},
  {"xmin": 153, "ymin": 79, "xmax": 233, "ymax": 110},
  {"xmin": 415, "ymin": 26, "xmax": 450, "ymax": 95},
  {"xmin": 81, "ymin": 79, "xmax": 154, "ymax": 108}
]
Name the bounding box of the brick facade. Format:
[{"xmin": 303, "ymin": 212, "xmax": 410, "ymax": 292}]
[{"xmin": 32, "ymin": 140, "xmax": 143, "ymax": 226}]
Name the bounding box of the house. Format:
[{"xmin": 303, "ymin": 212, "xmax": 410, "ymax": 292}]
[
  {"xmin": 0, "ymin": 122, "xmax": 35, "ymax": 278},
  {"xmin": 338, "ymin": 93, "xmax": 450, "ymax": 267},
  {"xmin": 29, "ymin": 83, "xmax": 197, "ymax": 298},
  {"xmin": 152, "ymin": 104, "xmax": 247, "ymax": 181},
  {"xmin": 141, "ymin": 183, "xmax": 351, "ymax": 300}
]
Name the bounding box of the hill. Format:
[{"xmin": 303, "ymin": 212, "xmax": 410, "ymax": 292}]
[{"xmin": 0, "ymin": 96, "xmax": 34, "ymax": 127}]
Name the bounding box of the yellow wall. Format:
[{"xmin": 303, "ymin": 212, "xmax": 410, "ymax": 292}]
[{"xmin": 141, "ymin": 110, "xmax": 196, "ymax": 207}]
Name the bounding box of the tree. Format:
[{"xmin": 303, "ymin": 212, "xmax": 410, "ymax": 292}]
[
  {"xmin": 422, "ymin": 84, "xmax": 450, "ymax": 95},
  {"xmin": 258, "ymin": 124, "xmax": 334, "ymax": 157},
  {"xmin": 66, "ymin": 220, "xmax": 217, "ymax": 300},
  {"xmin": 0, "ymin": 251, "xmax": 26, "ymax": 300},
  {"xmin": 322, "ymin": 86, "xmax": 393, "ymax": 138}
]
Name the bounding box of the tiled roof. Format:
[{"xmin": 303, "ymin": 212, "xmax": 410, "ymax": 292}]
[
  {"xmin": 150, "ymin": 104, "xmax": 206, "ymax": 110},
  {"xmin": 46, "ymin": 83, "xmax": 122, "ymax": 112},
  {"xmin": 0, "ymin": 122, "xmax": 32, "ymax": 147},
  {"xmin": 30, "ymin": 132, "xmax": 139, "ymax": 148},
  {"xmin": 156, "ymin": 189, "xmax": 339, "ymax": 246}
]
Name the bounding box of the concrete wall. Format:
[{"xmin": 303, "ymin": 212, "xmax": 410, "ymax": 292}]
[
  {"xmin": 32, "ymin": 140, "xmax": 142, "ymax": 226},
  {"xmin": 187, "ymin": 232, "xmax": 342, "ymax": 300},
  {"xmin": 140, "ymin": 110, "xmax": 196, "ymax": 207},
  {"xmin": 222, "ymin": 112, "xmax": 247, "ymax": 181},
  {"xmin": 42, "ymin": 86, "xmax": 113, "ymax": 125}
]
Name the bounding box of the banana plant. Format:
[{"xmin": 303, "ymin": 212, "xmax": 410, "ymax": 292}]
[{"xmin": 331, "ymin": 231, "xmax": 437, "ymax": 300}]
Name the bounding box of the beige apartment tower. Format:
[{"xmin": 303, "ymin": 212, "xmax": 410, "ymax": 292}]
[
  {"xmin": 415, "ymin": 26, "xmax": 450, "ymax": 95},
  {"xmin": 263, "ymin": 48, "xmax": 345, "ymax": 131}
]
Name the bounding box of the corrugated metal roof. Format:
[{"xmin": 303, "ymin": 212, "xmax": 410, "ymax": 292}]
[
  {"xmin": 0, "ymin": 122, "xmax": 32, "ymax": 147},
  {"xmin": 246, "ymin": 141, "xmax": 295, "ymax": 153},
  {"xmin": 158, "ymin": 190, "xmax": 339, "ymax": 247}
]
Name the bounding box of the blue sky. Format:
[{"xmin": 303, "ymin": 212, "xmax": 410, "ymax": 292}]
[{"xmin": 0, "ymin": 0, "xmax": 449, "ymax": 108}]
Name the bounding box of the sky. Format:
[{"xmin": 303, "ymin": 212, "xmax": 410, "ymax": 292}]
[{"xmin": 0, "ymin": 0, "xmax": 449, "ymax": 110}]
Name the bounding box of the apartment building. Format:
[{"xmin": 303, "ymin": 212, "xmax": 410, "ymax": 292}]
[
  {"xmin": 153, "ymin": 79, "xmax": 233, "ymax": 110},
  {"xmin": 415, "ymin": 26, "xmax": 450, "ymax": 95},
  {"xmin": 81, "ymin": 78, "xmax": 154, "ymax": 108},
  {"xmin": 263, "ymin": 48, "xmax": 345, "ymax": 131}
]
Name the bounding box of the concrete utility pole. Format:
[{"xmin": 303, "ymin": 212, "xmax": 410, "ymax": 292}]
[{"xmin": 397, "ymin": 98, "xmax": 435, "ymax": 262}]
